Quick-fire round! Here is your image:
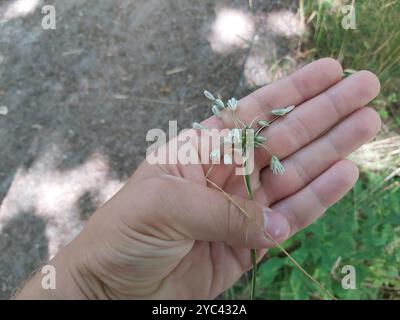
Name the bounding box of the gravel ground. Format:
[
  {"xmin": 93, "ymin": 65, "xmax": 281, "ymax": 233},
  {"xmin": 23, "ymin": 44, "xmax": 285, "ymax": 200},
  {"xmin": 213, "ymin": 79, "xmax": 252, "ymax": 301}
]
[{"xmin": 0, "ymin": 0, "xmax": 301, "ymax": 298}]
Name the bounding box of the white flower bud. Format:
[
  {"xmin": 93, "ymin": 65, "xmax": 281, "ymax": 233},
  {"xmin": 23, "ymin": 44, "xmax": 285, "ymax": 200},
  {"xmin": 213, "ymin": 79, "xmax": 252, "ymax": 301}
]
[
  {"xmin": 212, "ymin": 105, "xmax": 221, "ymax": 118},
  {"xmin": 227, "ymin": 98, "xmax": 238, "ymax": 111},
  {"xmin": 270, "ymin": 155, "xmax": 285, "ymax": 175},
  {"xmin": 204, "ymin": 90, "xmax": 216, "ymax": 101},
  {"xmin": 271, "ymin": 105, "xmax": 295, "ymax": 116},
  {"xmin": 258, "ymin": 120, "xmax": 269, "ymax": 127},
  {"xmin": 192, "ymin": 122, "xmax": 208, "ymax": 130},
  {"xmin": 214, "ymin": 99, "xmax": 225, "ymax": 110},
  {"xmin": 210, "ymin": 148, "xmax": 221, "ymax": 161},
  {"xmin": 255, "ymin": 135, "xmax": 266, "ymax": 144}
]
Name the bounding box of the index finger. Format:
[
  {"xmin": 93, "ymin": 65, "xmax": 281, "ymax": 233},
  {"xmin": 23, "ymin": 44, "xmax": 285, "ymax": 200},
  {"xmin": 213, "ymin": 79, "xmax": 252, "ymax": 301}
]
[{"xmin": 203, "ymin": 57, "xmax": 343, "ymax": 129}]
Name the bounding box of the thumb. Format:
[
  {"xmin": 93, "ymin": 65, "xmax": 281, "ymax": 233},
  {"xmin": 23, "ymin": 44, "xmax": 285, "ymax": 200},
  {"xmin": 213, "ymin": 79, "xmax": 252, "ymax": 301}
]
[{"xmin": 151, "ymin": 176, "xmax": 291, "ymax": 248}]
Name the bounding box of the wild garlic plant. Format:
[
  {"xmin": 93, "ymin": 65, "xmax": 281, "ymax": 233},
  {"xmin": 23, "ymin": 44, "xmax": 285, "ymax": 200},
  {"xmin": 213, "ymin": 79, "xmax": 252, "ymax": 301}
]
[{"xmin": 192, "ymin": 90, "xmax": 294, "ymax": 300}]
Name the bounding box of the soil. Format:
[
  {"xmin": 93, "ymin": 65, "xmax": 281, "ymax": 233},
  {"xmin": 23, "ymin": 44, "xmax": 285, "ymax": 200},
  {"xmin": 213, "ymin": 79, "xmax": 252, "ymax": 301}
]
[{"xmin": 0, "ymin": 0, "xmax": 300, "ymax": 298}]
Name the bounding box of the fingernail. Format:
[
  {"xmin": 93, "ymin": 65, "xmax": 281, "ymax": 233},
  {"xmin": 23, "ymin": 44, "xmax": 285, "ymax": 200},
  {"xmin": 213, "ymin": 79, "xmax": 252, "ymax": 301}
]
[{"xmin": 263, "ymin": 208, "xmax": 289, "ymax": 240}]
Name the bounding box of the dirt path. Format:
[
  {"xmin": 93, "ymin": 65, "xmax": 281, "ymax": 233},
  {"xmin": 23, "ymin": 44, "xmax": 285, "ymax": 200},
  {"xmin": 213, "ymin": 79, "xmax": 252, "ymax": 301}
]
[{"xmin": 0, "ymin": 0, "xmax": 300, "ymax": 298}]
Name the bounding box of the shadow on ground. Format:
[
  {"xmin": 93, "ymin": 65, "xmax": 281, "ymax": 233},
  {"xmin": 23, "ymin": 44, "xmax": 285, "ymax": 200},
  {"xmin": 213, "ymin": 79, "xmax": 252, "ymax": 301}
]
[
  {"xmin": 0, "ymin": 212, "xmax": 48, "ymax": 297},
  {"xmin": 0, "ymin": 0, "xmax": 302, "ymax": 298}
]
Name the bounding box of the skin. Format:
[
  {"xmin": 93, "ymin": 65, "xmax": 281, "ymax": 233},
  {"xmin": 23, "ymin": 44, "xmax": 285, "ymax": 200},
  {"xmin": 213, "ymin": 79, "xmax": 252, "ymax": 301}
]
[{"xmin": 15, "ymin": 58, "xmax": 381, "ymax": 299}]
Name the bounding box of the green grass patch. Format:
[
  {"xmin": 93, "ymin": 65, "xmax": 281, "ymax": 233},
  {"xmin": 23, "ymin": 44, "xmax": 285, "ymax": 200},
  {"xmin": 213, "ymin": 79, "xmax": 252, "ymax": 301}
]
[
  {"xmin": 302, "ymin": 0, "xmax": 400, "ymax": 126},
  {"xmin": 231, "ymin": 173, "xmax": 400, "ymax": 299}
]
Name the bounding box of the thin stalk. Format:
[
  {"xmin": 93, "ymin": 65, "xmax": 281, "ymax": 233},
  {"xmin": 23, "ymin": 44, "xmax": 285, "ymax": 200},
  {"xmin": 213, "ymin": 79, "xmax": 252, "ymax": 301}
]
[
  {"xmin": 299, "ymin": 0, "xmax": 305, "ymax": 25},
  {"xmin": 206, "ymin": 177, "xmax": 337, "ymax": 300},
  {"xmin": 250, "ymin": 249, "xmax": 257, "ymax": 299},
  {"xmin": 243, "ymin": 159, "xmax": 257, "ymax": 300},
  {"xmin": 257, "ymin": 141, "xmax": 274, "ymax": 156}
]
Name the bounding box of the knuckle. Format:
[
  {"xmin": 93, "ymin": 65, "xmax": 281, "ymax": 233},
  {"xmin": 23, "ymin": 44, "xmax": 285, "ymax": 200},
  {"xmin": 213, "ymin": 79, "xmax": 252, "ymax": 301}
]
[
  {"xmin": 227, "ymin": 198, "xmax": 246, "ymax": 234},
  {"xmin": 286, "ymin": 114, "xmax": 312, "ymax": 148}
]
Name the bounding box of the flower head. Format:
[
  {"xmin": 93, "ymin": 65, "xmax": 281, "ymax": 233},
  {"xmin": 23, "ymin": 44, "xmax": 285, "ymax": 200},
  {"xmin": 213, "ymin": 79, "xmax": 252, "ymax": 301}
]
[
  {"xmin": 210, "ymin": 148, "xmax": 221, "ymax": 161},
  {"xmin": 258, "ymin": 120, "xmax": 269, "ymax": 127},
  {"xmin": 270, "ymin": 155, "xmax": 285, "ymax": 175},
  {"xmin": 214, "ymin": 99, "xmax": 225, "ymax": 110},
  {"xmin": 271, "ymin": 105, "xmax": 295, "ymax": 116},
  {"xmin": 192, "ymin": 122, "xmax": 208, "ymax": 130},
  {"xmin": 212, "ymin": 105, "xmax": 221, "ymax": 118},
  {"xmin": 227, "ymin": 97, "xmax": 238, "ymax": 111},
  {"xmin": 204, "ymin": 90, "xmax": 216, "ymax": 101},
  {"xmin": 255, "ymin": 135, "xmax": 266, "ymax": 144}
]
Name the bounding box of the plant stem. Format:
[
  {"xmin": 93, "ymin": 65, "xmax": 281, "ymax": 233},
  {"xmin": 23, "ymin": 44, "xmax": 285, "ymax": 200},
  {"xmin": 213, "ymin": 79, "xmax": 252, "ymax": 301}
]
[
  {"xmin": 243, "ymin": 160, "xmax": 257, "ymax": 300},
  {"xmin": 250, "ymin": 248, "xmax": 257, "ymax": 300},
  {"xmin": 206, "ymin": 177, "xmax": 337, "ymax": 300}
]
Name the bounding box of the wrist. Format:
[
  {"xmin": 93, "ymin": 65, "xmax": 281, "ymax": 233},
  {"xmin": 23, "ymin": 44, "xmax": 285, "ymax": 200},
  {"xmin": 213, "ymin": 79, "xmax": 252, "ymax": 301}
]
[{"xmin": 14, "ymin": 236, "xmax": 105, "ymax": 300}]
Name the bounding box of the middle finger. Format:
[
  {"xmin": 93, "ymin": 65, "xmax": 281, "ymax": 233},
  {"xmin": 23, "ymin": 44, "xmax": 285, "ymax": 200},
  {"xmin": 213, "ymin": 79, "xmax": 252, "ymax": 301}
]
[{"xmin": 254, "ymin": 70, "xmax": 380, "ymax": 169}]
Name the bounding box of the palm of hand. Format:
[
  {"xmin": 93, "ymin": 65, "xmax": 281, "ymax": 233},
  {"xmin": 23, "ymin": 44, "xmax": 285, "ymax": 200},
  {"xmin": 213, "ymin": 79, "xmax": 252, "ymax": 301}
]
[{"xmin": 86, "ymin": 59, "xmax": 380, "ymax": 299}]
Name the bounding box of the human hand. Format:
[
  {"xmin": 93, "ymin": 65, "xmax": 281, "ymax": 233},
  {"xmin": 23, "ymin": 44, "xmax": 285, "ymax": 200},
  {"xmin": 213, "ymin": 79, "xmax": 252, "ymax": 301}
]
[{"xmin": 16, "ymin": 58, "xmax": 381, "ymax": 299}]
